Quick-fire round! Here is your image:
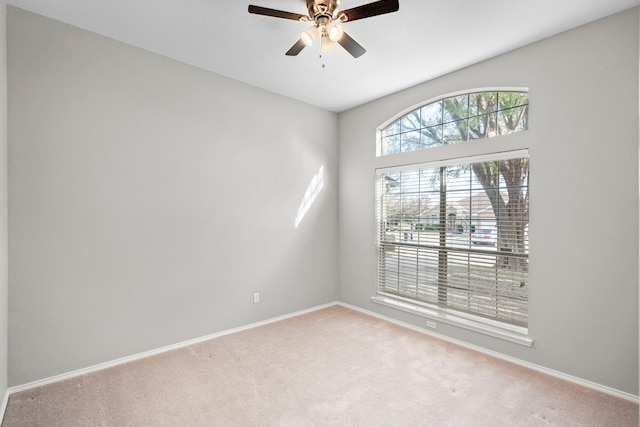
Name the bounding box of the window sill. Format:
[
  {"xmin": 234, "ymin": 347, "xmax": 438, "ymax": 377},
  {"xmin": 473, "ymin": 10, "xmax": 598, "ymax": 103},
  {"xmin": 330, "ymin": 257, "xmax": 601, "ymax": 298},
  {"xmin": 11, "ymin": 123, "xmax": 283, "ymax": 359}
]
[{"xmin": 371, "ymin": 294, "xmax": 533, "ymax": 347}]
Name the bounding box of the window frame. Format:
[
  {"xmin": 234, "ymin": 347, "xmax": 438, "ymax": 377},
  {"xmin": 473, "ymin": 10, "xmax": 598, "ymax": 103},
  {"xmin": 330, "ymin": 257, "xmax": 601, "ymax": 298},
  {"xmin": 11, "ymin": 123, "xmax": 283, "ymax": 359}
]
[
  {"xmin": 372, "ymin": 89, "xmax": 532, "ymax": 346},
  {"xmin": 376, "ymin": 88, "xmax": 530, "ymax": 157}
]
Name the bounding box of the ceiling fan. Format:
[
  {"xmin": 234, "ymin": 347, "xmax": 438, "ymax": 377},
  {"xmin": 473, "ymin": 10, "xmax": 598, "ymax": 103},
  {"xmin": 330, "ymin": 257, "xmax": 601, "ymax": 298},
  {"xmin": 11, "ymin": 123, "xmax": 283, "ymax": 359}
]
[{"xmin": 248, "ymin": 0, "xmax": 399, "ymax": 58}]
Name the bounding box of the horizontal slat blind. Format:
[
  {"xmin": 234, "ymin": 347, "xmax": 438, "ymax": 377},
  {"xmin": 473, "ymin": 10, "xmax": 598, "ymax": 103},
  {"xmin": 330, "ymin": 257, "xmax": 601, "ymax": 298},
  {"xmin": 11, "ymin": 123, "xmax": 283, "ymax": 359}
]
[{"xmin": 376, "ymin": 154, "xmax": 529, "ymax": 327}]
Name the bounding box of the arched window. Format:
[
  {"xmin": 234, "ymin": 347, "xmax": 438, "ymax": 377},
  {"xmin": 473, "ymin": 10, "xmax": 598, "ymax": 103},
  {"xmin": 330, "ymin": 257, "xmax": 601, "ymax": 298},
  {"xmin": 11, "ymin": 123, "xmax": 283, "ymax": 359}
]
[
  {"xmin": 379, "ymin": 91, "xmax": 528, "ymax": 156},
  {"xmin": 374, "ymin": 90, "xmax": 531, "ymax": 345}
]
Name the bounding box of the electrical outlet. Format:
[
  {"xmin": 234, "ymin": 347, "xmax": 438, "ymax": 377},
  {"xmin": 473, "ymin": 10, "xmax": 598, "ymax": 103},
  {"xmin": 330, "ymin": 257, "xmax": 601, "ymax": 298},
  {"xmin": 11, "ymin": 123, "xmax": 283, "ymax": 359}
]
[
  {"xmin": 426, "ymin": 321, "xmax": 436, "ymax": 329},
  {"xmin": 253, "ymin": 292, "xmax": 260, "ymax": 303}
]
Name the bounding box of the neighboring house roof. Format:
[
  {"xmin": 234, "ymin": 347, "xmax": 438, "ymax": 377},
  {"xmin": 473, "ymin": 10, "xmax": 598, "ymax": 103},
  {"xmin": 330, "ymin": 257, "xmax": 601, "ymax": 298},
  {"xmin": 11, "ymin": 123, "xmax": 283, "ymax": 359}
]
[{"xmin": 420, "ymin": 190, "xmax": 502, "ymax": 220}]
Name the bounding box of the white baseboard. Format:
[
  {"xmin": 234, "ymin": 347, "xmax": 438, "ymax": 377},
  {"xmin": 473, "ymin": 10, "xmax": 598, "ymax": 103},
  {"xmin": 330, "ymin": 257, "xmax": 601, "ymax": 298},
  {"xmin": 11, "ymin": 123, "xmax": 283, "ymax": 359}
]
[
  {"xmin": 8, "ymin": 301, "xmax": 339, "ymax": 395},
  {"xmin": 337, "ymin": 301, "xmax": 639, "ymax": 404}
]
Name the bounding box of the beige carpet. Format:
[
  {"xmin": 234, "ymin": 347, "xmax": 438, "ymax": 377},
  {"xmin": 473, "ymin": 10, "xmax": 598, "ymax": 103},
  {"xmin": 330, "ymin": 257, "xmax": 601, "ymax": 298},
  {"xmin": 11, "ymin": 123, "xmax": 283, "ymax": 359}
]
[{"xmin": 2, "ymin": 306, "xmax": 638, "ymax": 426}]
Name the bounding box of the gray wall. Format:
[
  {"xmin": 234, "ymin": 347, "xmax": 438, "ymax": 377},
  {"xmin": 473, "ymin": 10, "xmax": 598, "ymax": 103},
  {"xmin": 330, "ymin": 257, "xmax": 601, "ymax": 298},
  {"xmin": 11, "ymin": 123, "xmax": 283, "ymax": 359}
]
[
  {"xmin": 0, "ymin": 1, "xmax": 8, "ymax": 401},
  {"xmin": 338, "ymin": 8, "xmax": 639, "ymax": 395},
  {"xmin": 8, "ymin": 8, "xmax": 338, "ymax": 386}
]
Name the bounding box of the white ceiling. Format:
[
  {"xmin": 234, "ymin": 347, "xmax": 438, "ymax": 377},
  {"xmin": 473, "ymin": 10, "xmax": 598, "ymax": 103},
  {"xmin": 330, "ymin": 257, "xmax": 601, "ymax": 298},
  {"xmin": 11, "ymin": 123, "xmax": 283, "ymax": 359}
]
[{"xmin": 6, "ymin": 0, "xmax": 639, "ymax": 112}]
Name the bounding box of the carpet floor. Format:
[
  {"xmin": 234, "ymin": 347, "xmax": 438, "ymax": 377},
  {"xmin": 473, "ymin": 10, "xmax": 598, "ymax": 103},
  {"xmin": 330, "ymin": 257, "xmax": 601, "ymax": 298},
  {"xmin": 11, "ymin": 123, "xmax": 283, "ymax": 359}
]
[{"xmin": 2, "ymin": 305, "xmax": 638, "ymax": 426}]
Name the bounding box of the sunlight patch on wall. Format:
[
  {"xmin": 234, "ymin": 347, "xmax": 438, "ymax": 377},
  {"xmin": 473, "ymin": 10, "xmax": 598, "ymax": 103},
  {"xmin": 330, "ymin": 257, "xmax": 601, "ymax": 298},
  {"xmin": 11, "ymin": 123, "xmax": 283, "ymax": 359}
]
[{"xmin": 295, "ymin": 166, "xmax": 324, "ymax": 228}]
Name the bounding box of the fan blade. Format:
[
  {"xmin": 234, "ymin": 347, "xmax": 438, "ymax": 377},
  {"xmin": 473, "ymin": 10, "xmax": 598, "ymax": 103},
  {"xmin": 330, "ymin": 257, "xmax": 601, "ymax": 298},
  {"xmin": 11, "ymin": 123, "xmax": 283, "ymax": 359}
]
[
  {"xmin": 340, "ymin": 0, "xmax": 399, "ymax": 22},
  {"xmin": 286, "ymin": 39, "xmax": 307, "ymax": 56},
  {"xmin": 248, "ymin": 5, "xmax": 306, "ymax": 21},
  {"xmin": 337, "ymin": 31, "xmax": 366, "ymax": 58}
]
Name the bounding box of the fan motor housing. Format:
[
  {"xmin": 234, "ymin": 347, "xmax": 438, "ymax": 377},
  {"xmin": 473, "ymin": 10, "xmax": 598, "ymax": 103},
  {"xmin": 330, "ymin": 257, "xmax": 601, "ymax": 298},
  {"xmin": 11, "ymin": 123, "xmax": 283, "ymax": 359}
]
[{"xmin": 306, "ymin": 0, "xmax": 338, "ymax": 20}]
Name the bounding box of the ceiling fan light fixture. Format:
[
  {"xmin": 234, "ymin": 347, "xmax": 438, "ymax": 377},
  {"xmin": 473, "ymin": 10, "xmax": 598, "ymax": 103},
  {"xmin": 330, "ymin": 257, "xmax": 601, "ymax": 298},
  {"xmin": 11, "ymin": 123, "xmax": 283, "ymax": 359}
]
[
  {"xmin": 300, "ymin": 27, "xmax": 316, "ymax": 46},
  {"xmin": 321, "ymin": 34, "xmax": 334, "ymax": 52},
  {"xmin": 248, "ymin": 0, "xmax": 400, "ymax": 58},
  {"xmin": 327, "ymin": 22, "xmax": 344, "ymax": 42}
]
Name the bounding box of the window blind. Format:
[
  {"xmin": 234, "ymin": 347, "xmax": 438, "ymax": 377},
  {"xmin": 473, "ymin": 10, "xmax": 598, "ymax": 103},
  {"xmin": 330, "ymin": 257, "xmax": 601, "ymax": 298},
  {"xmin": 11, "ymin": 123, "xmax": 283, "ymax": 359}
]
[{"xmin": 376, "ymin": 154, "xmax": 529, "ymax": 328}]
